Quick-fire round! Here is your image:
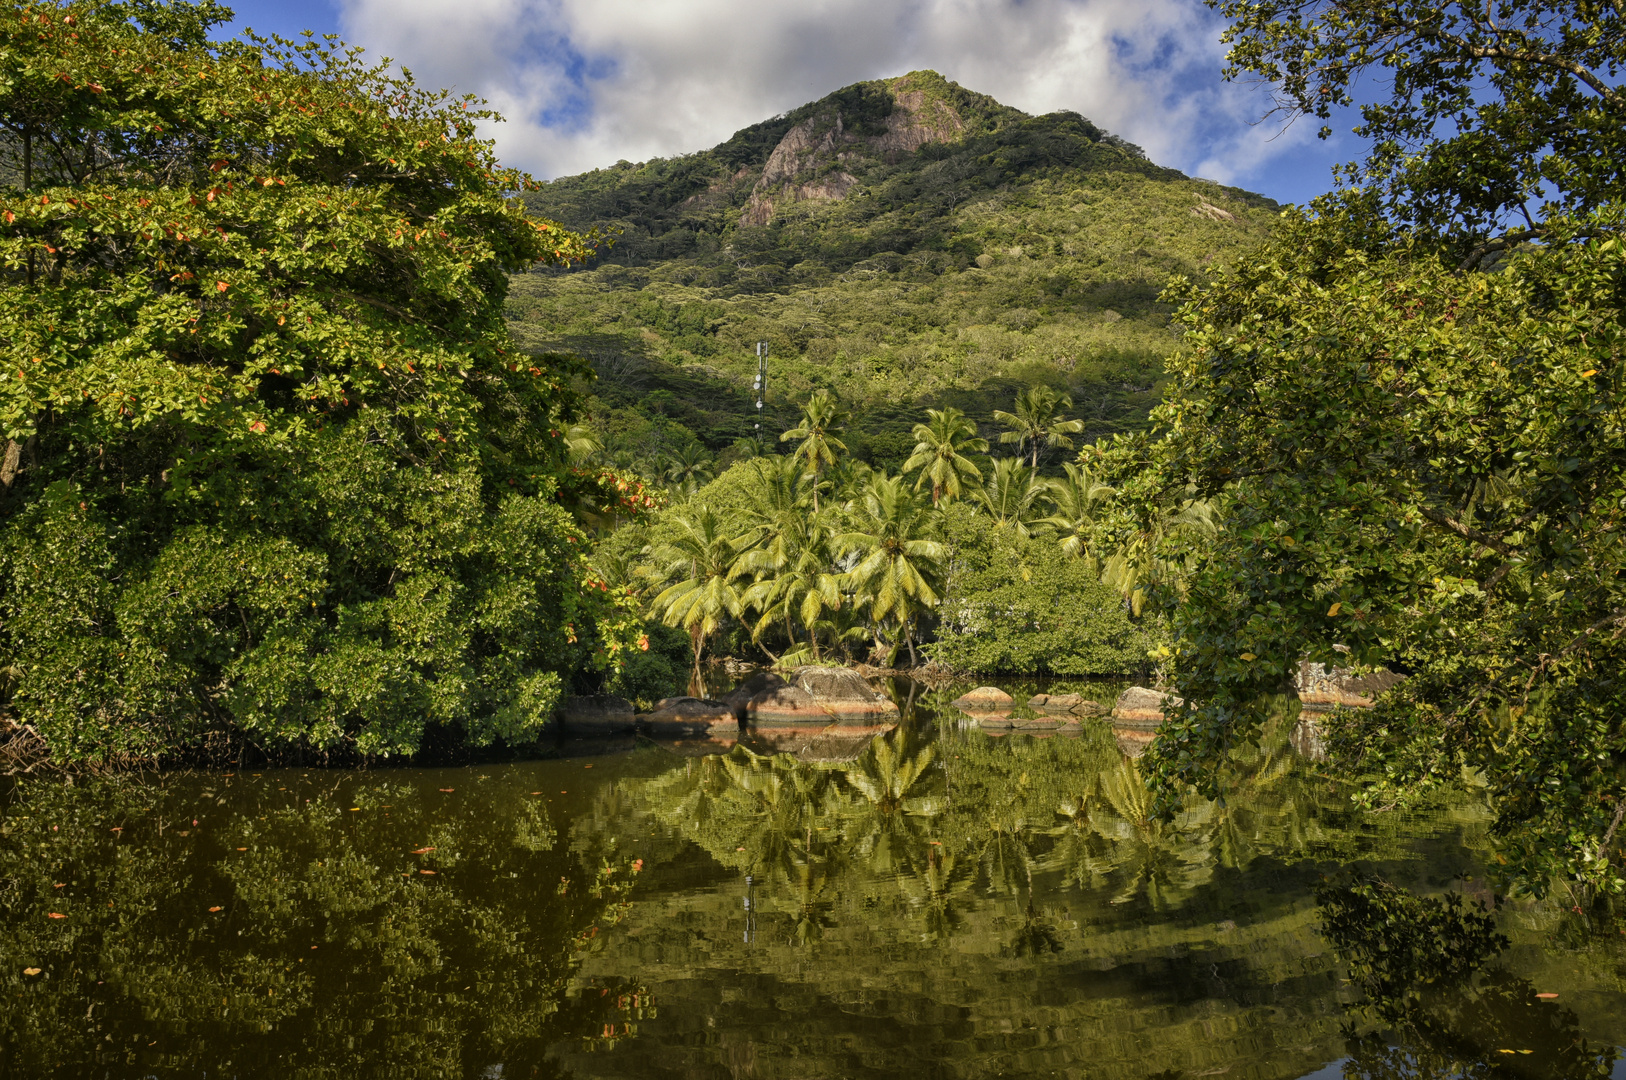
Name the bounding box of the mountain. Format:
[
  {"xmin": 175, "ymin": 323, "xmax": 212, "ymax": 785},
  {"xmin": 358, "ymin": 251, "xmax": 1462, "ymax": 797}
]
[{"xmin": 508, "ymin": 71, "xmax": 1279, "ymax": 474}]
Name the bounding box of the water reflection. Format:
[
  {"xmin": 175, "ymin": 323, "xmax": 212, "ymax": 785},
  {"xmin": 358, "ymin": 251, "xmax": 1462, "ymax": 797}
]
[
  {"xmin": 1320, "ymin": 876, "xmax": 1620, "ymax": 1078},
  {"xmin": 555, "ymin": 707, "xmax": 1626, "ymax": 1079},
  {"xmin": 0, "ymin": 771, "xmax": 637, "ymax": 1077},
  {"xmin": 2, "ymin": 687, "xmax": 1622, "ymax": 1079}
]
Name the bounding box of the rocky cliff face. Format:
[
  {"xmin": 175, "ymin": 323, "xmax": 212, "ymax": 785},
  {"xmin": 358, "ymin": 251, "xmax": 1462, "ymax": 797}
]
[{"xmin": 740, "ymin": 75, "xmax": 968, "ymax": 227}]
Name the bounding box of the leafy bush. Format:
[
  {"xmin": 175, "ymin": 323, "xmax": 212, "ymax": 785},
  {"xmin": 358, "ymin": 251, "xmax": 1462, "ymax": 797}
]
[
  {"xmin": 931, "ymin": 506, "xmax": 1155, "ymax": 675},
  {"xmin": 605, "ymin": 622, "xmax": 689, "ymax": 709}
]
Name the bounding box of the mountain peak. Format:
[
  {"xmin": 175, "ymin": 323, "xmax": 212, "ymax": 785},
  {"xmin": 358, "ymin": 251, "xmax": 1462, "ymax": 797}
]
[
  {"xmin": 740, "ymin": 72, "xmax": 983, "ymax": 225},
  {"xmin": 524, "ymin": 73, "xmax": 1253, "ymax": 283}
]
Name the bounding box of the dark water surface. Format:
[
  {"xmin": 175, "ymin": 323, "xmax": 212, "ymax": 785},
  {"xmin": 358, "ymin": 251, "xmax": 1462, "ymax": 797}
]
[{"xmin": 3, "ymin": 677, "xmax": 1625, "ymax": 1079}]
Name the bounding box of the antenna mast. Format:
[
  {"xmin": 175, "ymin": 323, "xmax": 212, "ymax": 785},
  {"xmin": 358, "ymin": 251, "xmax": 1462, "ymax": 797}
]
[{"xmin": 752, "ymin": 342, "xmax": 767, "ymax": 455}]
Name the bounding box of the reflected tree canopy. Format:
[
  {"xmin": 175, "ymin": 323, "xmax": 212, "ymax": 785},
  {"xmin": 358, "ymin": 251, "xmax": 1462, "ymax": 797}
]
[
  {"xmin": 0, "ymin": 774, "xmax": 636, "ymax": 1078},
  {"xmin": 1318, "ymin": 876, "xmax": 1620, "ymax": 1079}
]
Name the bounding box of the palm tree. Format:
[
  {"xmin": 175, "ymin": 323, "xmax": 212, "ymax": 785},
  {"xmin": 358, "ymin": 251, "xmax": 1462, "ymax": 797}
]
[
  {"xmin": 779, "ymin": 389, "xmax": 846, "ymax": 512},
  {"xmin": 825, "ymin": 456, "xmax": 874, "ymax": 508},
  {"xmin": 734, "ymin": 458, "xmax": 843, "ymax": 660},
  {"xmin": 662, "ymin": 441, "xmax": 715, "ymax": 493},
  {"xmin": 836, "ymin": 473, "xmax": 946, "ymax": 667},
  {"xmin": 649, "ymin": 505, "xmax": 748, "ymax": 691},
  {"xmin": 902, "ymin": 407, "xmax": 986, "ymax": 504},
  {"xmin": 1102, "ymin": 490, "xmax": 1219, "ymax": 615},
  {"xmin": 1039, "ymin": 462, "xmax": 1116, "ymax": 561},
  {"xmin": 976, "ymin": 457, "xmax": 1047, "ymax": 536},
  {"xmin": 563, "ymin": 421, "xmax": 602, "ymax": 464},
  {"xmin": 994, "ymin": 385, "xmax": 1086, "ymax": 468}
]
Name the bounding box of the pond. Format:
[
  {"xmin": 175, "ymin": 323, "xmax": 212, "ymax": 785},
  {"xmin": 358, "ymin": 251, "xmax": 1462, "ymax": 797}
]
[{"xmin": 3, "ymin": 677, "xmax": 1624, "ymax": 1079}]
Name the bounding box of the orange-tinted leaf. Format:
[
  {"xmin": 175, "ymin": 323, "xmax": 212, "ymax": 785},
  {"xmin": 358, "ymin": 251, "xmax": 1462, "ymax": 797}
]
[
  {"xmin": 47, "ymin": 913, "xmax": 65, "ymax": 919},
  {"xmin": 208, "ymin": 906, "xmax": 223, "ymax": 913},
  {"xmin": 410, "ymin": 847, "xmax": 436, "ymax": 854},
  {"xmin": 23, "ymin": 968, "xmax": 41, "ymax": 976}
]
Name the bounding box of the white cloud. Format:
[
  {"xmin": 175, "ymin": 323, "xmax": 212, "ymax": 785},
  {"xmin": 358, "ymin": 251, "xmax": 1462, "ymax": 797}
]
[{"xmin": 335, "ymin": 0, "xmax": 1317, "ymax": 192}]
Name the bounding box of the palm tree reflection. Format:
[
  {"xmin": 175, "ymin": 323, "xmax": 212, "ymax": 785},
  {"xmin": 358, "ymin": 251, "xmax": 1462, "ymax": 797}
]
[{"xmin": 627, "ymin": 711, "xmax": 1393, "ymax": 941}]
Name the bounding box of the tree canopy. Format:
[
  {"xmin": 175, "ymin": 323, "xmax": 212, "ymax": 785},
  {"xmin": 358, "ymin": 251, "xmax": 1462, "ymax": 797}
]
[
  {"xmin": 0, "ymin": 0, "xmax": 634, "ymax": 763},
  {"xmin": 1106, "ymin": 0, "xmax": 1626, "ymax": 893}
]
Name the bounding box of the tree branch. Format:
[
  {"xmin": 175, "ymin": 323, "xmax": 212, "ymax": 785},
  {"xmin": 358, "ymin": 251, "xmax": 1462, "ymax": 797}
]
[
  {"xmin": 1417, "ymin": 505, "xmax": 1517, "ymax": 556},
  {"xmin": 1458, "ymin": 227, "xmax": 1546, "ymax": 273},
  {"xmin": 1599, "ymin": 800, "xmax": 1626, "ymax": 866}
]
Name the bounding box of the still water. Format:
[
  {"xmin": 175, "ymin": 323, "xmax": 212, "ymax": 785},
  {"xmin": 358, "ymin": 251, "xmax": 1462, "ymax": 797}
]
[{"xmin": 3, "ymin": 678, "xmax": 1624, "ymax": 1079}]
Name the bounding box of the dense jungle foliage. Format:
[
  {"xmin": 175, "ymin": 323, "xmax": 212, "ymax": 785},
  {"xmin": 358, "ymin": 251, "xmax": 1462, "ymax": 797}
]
[
  {"xmin": 514, "ymin": 72, "xmax": 1256, "ymax": 693},
  {"xmin": 585, "ymin": 387, "xmax": 1186, "ymax": 700},
  {"xmin": 0, "ymin": 0, "xmax": 640, "ymax": 766},
  {"xmin": 1096, "ymin": 0, "xmax": 1626, "ymax": 896}
]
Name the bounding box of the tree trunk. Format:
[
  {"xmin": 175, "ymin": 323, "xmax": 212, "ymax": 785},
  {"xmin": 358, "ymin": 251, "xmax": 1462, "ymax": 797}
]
[
  {"xmin": 689, "ymin": 624, "xmax": 706, "ymax": 695},
  {"xmin": 1, "ymin": 440, "xmax": 21, "ymax": 489},
  {"xmin": 904, "ymin": 614, "xmax": 918, "ymax": 668}
]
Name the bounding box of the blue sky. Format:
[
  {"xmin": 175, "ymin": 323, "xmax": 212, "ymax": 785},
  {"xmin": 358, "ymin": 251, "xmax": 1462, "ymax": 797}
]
[{"xmin": 218, "ymin": 0, "xmax": 1363, "ymax": 206}]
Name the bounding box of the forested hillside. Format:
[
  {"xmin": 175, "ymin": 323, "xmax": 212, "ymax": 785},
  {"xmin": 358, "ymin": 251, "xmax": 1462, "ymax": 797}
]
[{"xmin": 510, "ymin": 71, "xmax": 1278, "ymax": 476}]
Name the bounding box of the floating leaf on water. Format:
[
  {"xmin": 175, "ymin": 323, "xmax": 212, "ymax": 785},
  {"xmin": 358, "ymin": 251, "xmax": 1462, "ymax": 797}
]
[
  {"xmin": 208, "ymin": 906, "xmax": 223, "ymax": 913},
  {"xmin": 22, "ymin": 968, "xmax": 41, "ymax": 976},
  {"xmin": 1536, "ymin": 992, "xmax": 1559, "ymax": 999},
  {"xmin": 47, "ymin": 913, "xmax": 65, "ymax": 919},
  {"xmin": 410, "ymin": 847, "xmax": 436, "ymax": 854},
  {"xmin": 236, "ymin": 847, "xmax": 247, "ymax": 851},
  {"xmin": 420, "ymin": 870, "xmax": 437, "ymax": 875},
  {"xmin": 348, "ymin": 807, "xmax": 361, "ymax": 811},
  {"xmin": 439, "ymin": 788, "xmax": 454, "ymax": 793}
]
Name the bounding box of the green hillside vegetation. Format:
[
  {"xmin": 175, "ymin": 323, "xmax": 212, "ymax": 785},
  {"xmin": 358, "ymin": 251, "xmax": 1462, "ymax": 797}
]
[{"xmin": 509, "ymin": 70, "xmax": 1278, "ymax": 478}]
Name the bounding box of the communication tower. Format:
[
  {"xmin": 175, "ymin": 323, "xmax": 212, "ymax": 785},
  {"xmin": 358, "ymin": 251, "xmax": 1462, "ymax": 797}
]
[{"xmin": 752, "ymin": 342, "xmax": 767, "ymax": 454}]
